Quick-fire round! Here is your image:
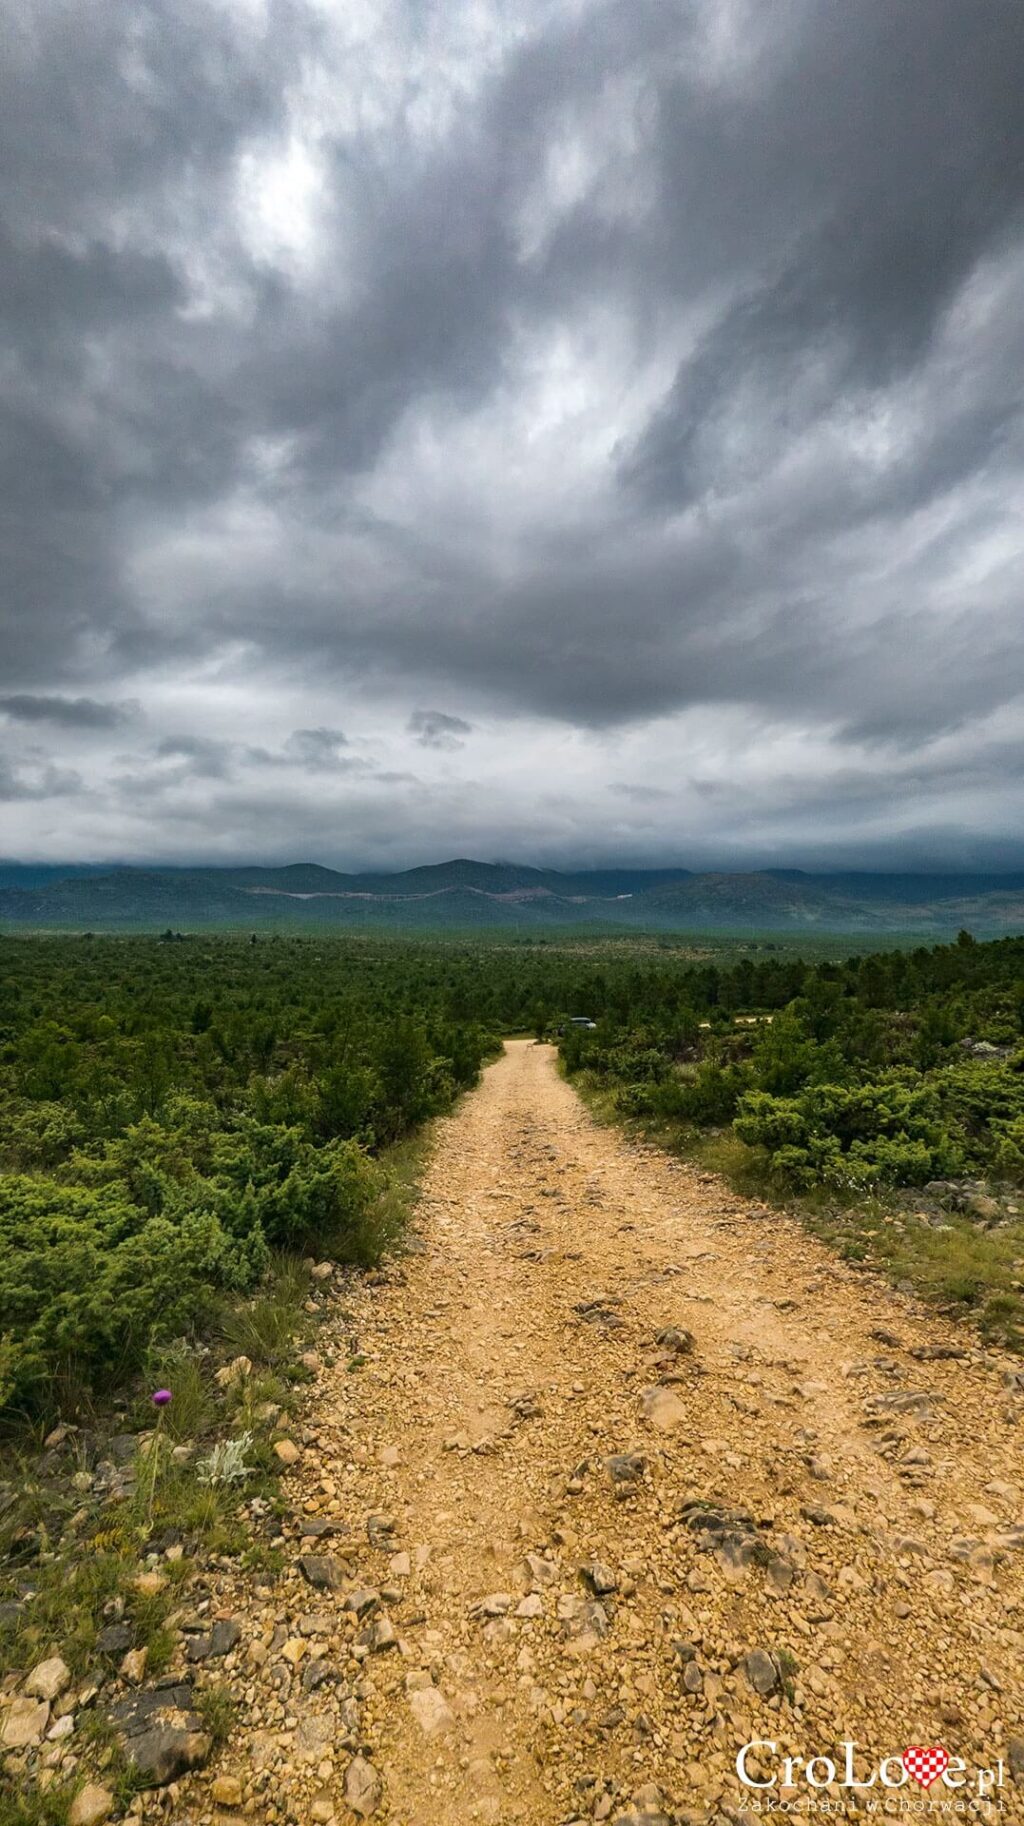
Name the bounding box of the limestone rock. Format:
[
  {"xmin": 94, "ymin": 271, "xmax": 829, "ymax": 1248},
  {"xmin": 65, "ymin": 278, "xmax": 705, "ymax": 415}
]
[
  {"xmin": 294, "ymin": 1713, "xmax": 334, "ymax": 1764},
  {"xmin": 581, "ymin": 1558, "xmax": 617, "ymax": 1595},
  {"xmin": 120, "ymin": 1647, "xmax": 148, "ymax": 1684},
  {"xmin": 68, "ymin": 1785, "xmax": 115, "ymax": 1826},
  {"xmin": 133, "ymin": 1571, "xmax": 168, "ymax": 1597},
  {"xmin": 345, "ymin": 1754, "xmax": 382, "ymax": 1816},
  {"xmin": 358, "ymin": 1612, "xmax": 397, "ymax": 1653},
  {"xmin": 25, "ymin": 1656, "xmax": 71, "ymax": 1702},
  {"xmin": 96, "ymin": 1623, "xmax": 132, "ymax": 1657},
  {"xmin": 409, "ymin": 1685, "xmax": 456, "ymax": 1736},
  {"xmin": 606, "ymin": 1452, "xmax": 645, "ymax": 1488},
  {"xmin": 559, "ymin": 1596, "xmax": 609, "ymax": 1652},
  {"xmin": 743, "ymin": 1648, "xmax": 780, "ymax": 1696},
  {"xmin": 184, "ymin": 1618, "xmax": 241, "ymax": 1662},
  {"xmin": 343, "ymin": 1586, "xmax": 380, "ymax": 1617},
  {"xmin": 2, "ymin": 1696, "xmax": 50, "ymax": 1748},
  {"xmin": 654, "ymin": 1326, "xmax": 695, "ymax": 1355}
]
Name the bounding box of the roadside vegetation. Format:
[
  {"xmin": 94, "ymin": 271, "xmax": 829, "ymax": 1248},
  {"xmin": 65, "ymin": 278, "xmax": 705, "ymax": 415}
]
[
  {"xmin": 2, "ymin": 926, "xmax": 1022, "ymax": 1436},
  {"xmin": 0, "ymin": 935, "xmax": 497, "ymax": 1425},
  {"xmin": 560, "ymin": 930, "xmax": 1024, "ymax": 1349}
]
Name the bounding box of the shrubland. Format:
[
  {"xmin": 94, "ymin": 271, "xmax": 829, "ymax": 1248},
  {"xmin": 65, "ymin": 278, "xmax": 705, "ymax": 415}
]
[
  {"xmin": 3, "ymin": 925, "xmax": 1023, "ymax": 1429},
  {"xmin": 0, "ymin": 935, "xmax": 497, "ymax": 1421}
]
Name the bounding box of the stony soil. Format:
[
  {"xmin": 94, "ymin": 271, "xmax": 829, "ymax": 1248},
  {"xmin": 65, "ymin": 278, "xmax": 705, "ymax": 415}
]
[{"xmin": 177, "ymin": 1040, "xmax": 1024, "ymax": 1824}]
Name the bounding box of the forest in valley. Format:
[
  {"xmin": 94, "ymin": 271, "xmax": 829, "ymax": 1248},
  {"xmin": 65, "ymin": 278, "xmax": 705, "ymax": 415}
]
[{"xmin": 2, "ymin": 926, "xmax": 1023, "ymax": 1426}]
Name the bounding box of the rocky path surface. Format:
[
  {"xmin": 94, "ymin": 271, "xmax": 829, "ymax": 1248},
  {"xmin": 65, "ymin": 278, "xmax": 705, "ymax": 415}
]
[{"xmin": 192, "ymin": 1041, "xmax": 1024, "ymax": 1824}]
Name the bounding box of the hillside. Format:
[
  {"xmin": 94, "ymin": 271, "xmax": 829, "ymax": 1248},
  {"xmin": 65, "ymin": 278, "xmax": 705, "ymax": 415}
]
[{"xmin": 2, "ymin": 859, "xmax": 1024, "ymax": 932}]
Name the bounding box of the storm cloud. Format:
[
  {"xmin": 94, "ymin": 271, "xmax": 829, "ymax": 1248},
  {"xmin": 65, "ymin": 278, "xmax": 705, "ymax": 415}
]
[
  {"xmin": 409, "ymin": 711, "xmax": 474, "ymax": 751},
  {"xmin": 1, "ymin": 0, "xmax": 1022, "ymax": 868},
  {"xmin": 0, "ymin": 695, "xmax": 137, "ymax": 729}
]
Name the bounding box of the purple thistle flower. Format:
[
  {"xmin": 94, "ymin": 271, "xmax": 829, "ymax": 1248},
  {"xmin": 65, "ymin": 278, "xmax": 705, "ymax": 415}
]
[{"xmin": 152, "ymin": 1389, "xmax": 172, "ymax": 1407}]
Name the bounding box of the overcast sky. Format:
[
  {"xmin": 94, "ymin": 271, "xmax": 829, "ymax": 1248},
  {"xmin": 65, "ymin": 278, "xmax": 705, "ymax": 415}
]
[{"xmin": 2, "ymin": 0, "xmax": 1023, "ymax": 871}]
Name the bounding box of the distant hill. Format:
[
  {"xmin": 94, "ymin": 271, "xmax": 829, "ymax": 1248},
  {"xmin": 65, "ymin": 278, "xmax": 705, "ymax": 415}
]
[{"xmin": 2, "ymin": 859, "xmax": 1024, "ymax": 933}]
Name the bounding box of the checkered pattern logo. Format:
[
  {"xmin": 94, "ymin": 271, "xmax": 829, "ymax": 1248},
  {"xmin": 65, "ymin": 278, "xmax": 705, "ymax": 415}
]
[{"xmin": 902, "ymin": 1746, "xmax": 950, "ymax": 1788}]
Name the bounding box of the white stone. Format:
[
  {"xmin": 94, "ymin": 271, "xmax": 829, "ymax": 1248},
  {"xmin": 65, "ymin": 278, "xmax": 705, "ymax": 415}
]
[
  {"xmin": 25, "ymin": 1657, "xmax": 71, "ymax": 1702},
  {"xmin": 2, "ymin": 1697, "xmax": 50, "ymax": 1748},
  {"xmin": 345, "ymin": 1754, "xmax": 382, "ymax": 1816},
  {"xmin": 68, "ymin": 1784, "xmax": 115, "ymax": 1826},
  {"xmin": 640, "ymin": 1386, "xmax": 687, "ymax": 1430},
  {"xmin": 409, "ymin": 1685, "xmax": 456, "ymax": 1736}
]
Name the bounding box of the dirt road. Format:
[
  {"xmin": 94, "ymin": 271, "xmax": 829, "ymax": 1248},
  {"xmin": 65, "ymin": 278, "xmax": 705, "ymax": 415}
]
[{"xmin": 211, "ymin": 1040, "xmax": 1024, "ymax": 1824}]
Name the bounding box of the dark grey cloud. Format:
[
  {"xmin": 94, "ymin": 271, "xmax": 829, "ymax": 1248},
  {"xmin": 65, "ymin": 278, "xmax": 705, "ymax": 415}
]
[
  {"xmin": 0, "ymin": 694, "xmax": 137, "ymax": 728},
  {"xmin": 631, "ymin": 0, "xmax": 1024, "ymax": 494},
  {"xmin": 408, "ymin": 711, "xmax": 473, "ymax": 751},
  {"xmin": 283, "ymin": 728, "xmax": 351, "ymax": 769},
  {"xmin": 1, "ymin": 0, "xmax": 1023, "ymax": 865},
  {"xmin": 127, "ymin": 728, "xmax": 366, "ymax": 792},
  {"xmin": 154, "ymin": 735, "xmax": 234, "ymax": 779}
]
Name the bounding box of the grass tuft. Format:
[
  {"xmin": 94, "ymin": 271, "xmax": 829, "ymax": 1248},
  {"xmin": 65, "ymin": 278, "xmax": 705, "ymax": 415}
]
[
  {"xmin": 219, "ymin": 1256, "xmax": 312, "ymax": 1366},
  {"xmin": 194, "ymin": 1681, "xmax": 238, "ymax": 1748}
]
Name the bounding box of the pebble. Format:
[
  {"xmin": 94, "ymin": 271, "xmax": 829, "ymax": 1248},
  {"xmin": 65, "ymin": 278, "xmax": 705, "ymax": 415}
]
[
  {"xmin": 2, "ymin": 1698, "xmax": 50, "ymax": 1747},
  {"xmin": 25, "ymin": 1657, "xmax": 71, "ymax": 1702},
  {"xmin": 409, "ymin": 1685, "xmax": 456, "ymax": 1736},
  {"xmin": 743, "ymin": 1649, "xmax": 780, "ymax": 1695},
  {"xmin": 68, "ymin": 1784, "xmax": 115, "ymax": 1826},
  {"xmin": 344, "ymin": 1754, "xmax": 382, "ymax": 1816}
]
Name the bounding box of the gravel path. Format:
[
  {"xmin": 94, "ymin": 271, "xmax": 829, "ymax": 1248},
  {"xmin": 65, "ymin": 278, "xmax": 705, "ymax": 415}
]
[{"xmin": 203, "ymin": 1039, "xmax": 1024, "ymax": 1824}]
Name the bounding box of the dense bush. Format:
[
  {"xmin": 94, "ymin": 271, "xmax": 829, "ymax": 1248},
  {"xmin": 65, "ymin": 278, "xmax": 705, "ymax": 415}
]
[
  {"xmin": 560, "ymin": 932, "xmax": 1024, "ymax": 1195},
  {"xmin": 0, "ymin": 935, "xmax": 504, "ymax": 1417},
  {"xmin": 0, "ymin": 1175, "xmax": 264, "ymax": 1410},
  {"xmin": 734, "ymin": 1076, "xmax": 961, "ymax": 1187}
]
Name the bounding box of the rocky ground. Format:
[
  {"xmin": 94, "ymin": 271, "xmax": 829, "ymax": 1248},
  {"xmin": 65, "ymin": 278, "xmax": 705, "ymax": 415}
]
[{"xmin": 7, "ymin": 1040, "xmax": 1024, "ymax": 1823}]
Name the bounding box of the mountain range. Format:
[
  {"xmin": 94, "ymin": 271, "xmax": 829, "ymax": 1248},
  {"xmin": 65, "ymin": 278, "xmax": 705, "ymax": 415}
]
[{"xmin": 2, "ymin": 859, "xmax": 1024, "ymax": 933}]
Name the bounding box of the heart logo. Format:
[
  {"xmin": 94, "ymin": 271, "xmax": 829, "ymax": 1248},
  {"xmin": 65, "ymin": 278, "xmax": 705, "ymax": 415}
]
[{"xmin": 903, "ymin": 1746, "xmax": 949, "ymax": 1789}]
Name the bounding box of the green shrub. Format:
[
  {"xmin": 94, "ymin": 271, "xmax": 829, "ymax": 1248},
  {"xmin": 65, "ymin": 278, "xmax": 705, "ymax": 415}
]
[
  {"xmin": 734, "ymin": 1091, "xmax": 808, "ymax": 1153},
  {"xmin": 993, "ymin": 1114, "xmax": 1024, "ymax": 1181},
  {"xmin": 254, "ymin": 1136, "xmax": 384, "ymax": 1255},
  {"xmin": 0, "ymin": 1177, "xmax": 263, "ymax": 1413},
  {"xmin": 734, "ymin": 1075, "xmax": 960, "ymax": 1188}
]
